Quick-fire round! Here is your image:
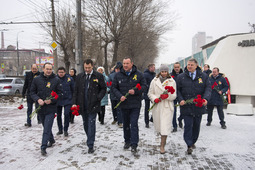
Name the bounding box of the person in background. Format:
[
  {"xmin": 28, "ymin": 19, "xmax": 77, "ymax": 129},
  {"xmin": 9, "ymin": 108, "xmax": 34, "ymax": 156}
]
[
  {"xmin": 97, "ymin": 66, "xmax": 109, "ymax": 125},
  {"xmin": 111, "ymin": 57, "xmax": 146, "ymax": 153},
  {"xmin": 176, "ymin": 58, "xmax": 211, "ymax": 154},
  {"xmin": 30, "ymin": 62, "xmax": 62, "ymax": 156},
  {"xmin": 56, "ymin": 67, "xmax": 74, "ymax": 137},
  {"xmin": 72, "ymin": 59, "xmax": 106, "ymax": 154},
  {"xmin": 203, "ymin": 64, "xmax": 212, "ymax": 76},
  {"xmin": 69, "ymin": 68, "xmax": 77, "ymax": 124},
  {"xmin": 22, "ymin": 64, "xmax": 41, "ymax": 127},
  {"xmin": 143, "ymin": 63, "xmax": 156, "ymax": 128},
  {"xmin": 108, "ymin": 62, "xmax": 123, "ymax": 127},
  {"xmin": 148, "ymin": 64, "xmax": 176, "ymax": 154},
  {"xmin": 206, "ymin": 67, "xmax": 228, "ymax": 129},
  {"xmin": 170, "ymin": 62, "xmax": 183, "ymax": 132}
]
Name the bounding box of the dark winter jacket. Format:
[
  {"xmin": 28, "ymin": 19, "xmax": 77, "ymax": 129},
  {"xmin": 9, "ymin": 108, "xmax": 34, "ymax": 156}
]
[
  {"xmin": 111, "ymin": 65, "xmax": 147, "ymax": 109},
  {"xmin": 108, "ymin": 71, "xmax": 118, "ymax": 101},
  {"xmin": 143, "ymin": 69, "xmax": 156, "ymax": 100},
  {"xmin": 177, "ymin": 67, "xmax": 211, "ymax": 116},
  {"xmin": 30, "ymin": 72, "xmax": 62, "ymax": 115},
  {"xmin": 203, "ymin": 69, "xmax": 212, "ymax": 77},
  {"xmin": 22, "ymin": 71, "xmax": 40, "ymax": 102},
  {"xmin": 171, "ymin": 68, "xmax": 183, "ymax": 81},
  {"xmin": 73, "ymin": 70, "xmax": 106, "ymax": 115},
  {"xmin": 57, "ymin": 74, "xmax": 74, "ymax": 106},
  {"xmin": 208, "ymin": 73, "xmax": 229, "ymax": 106}
]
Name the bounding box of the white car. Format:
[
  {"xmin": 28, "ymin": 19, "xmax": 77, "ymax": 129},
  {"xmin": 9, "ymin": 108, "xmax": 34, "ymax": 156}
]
[{"xmin": 0, "ymin": 78, "xmax": 24, "ymax": 95}]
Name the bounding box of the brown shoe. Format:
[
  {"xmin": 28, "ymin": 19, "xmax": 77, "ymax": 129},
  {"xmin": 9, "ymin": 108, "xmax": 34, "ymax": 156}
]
[
  {"xmin": 191, "ymin": 144, "xmax": 196, "ymax": 149},
  {"xmin": 111, "ymin": 121, "xmax": 117, "ymax": 125}
]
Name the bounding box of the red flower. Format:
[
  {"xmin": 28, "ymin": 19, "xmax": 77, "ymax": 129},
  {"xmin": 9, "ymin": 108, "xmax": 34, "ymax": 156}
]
[
  {"xmin": 154, "ymin": 98, "xmax": 161, "ymax": 103},
  {"xmin": 136, "ymin": 83, "xmax": 142, "ymax": 90},
  {"xmin": 18, "ymin": 105, "xmax": 24, "ymax": 110},
  {"xmin": 165, "ymin": 86, "xmax": 175, "ymax": 94},
  {"xmin": 107, "ymin": 81, "xmax": 113, "ymax": 87},
  {"xmin": 171, "ymin": 75, "xmax": 175, "ymax": 78},
  {"xmin": 71, "ymin": 105, "xmax": 80, "ymax": 116},
  {"xmin": 160, "ymin": 94, "xmax": 169, "ymax": 100},
  {"xmin": 193, "ymin": 95, "xmax": 205, "ymax": 107},
  {"xmin": 54, "ymin": 114, "xmax": 57, "ymax": 118},
  {"xmin": 54, "ymin": 94, "xmax": 59, "ymax": 100},
  {"xmin": 51, "ymin": 91, "xmax": 57, "ymax": 97}
]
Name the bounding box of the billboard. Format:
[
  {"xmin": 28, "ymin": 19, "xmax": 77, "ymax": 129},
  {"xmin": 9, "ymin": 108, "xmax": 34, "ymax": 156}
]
[{"xmin": 36, "ymin": 56, "xmax": 54, "ymax": 66}]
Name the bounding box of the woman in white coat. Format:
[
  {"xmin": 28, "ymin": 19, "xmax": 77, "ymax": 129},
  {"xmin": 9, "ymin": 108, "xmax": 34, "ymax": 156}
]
[{"xmin": 148, "ymin": 64, "xmax": 177, "ymax": 154}]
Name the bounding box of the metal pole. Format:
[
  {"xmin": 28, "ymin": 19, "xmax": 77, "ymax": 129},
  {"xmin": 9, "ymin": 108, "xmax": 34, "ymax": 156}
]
[
  {"xmin": 51, "ymin": 0, "xmax": 58, "ymax": 73},
  {"xmin": 75, "ymin": 0, "xmax": 83, "ymax": 73},
  {"xmin": 16, "ymin": 31, "xmax": 24, "ymax": 76}
]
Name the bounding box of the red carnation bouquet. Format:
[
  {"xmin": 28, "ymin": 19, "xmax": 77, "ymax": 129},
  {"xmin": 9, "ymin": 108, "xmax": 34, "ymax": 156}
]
[
  {"xmin": 211, "ymin": 82, "xmax": 227, "ymax": 104},
  {"xmin": 17, "ymin": 98, "xmax": 24, "ymax": 110},
  {"xmin": 71, "ymin": 105, "xmax": 80, "ymax": 116},
  {"xmin": 148, "ymin": 86, "xmax": 175, "ymax": 111},
  {"xmin": 107, "ymin": 81, "xmax": 112, "ymax": 87},
  {"xmin": 175, "ymin": 94, "xmax": 205, "ymax": 107},
  {"xmin": 114, "ymin": 83, "xmax": 142, "ymax": 109},
  {"xmin": 30, "ymin": 91, "xmax": 59, "ymax": 119}
]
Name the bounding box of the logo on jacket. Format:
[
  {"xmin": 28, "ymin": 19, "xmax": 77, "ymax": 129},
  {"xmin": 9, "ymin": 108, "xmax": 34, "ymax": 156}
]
[
  {"xmin": 93, "ymin": 79, "xmax": 98, "ymax": 83},
  {"xmin": 218, "ymin": 81, "xmax": 222, "ymax": 85},
  {"xmin": 67, "ymin": 77, "xmax": 71, "ymax": 82},
  {"xmin": 46, "ymin": 82, "xmax": 51, "ymax": 88},
  {"xmin": 198, "ymin": 78, "xmax": 203, "ymax": 84},
  {"xmin": 133, "ymin": 74, "xmax": 137, "ymax": 80}
]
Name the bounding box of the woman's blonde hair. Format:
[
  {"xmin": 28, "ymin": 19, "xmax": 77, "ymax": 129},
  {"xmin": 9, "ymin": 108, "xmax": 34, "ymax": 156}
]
[{"xmin": 156, "ymin": 72, "xmax": 171, "ymax": 78}]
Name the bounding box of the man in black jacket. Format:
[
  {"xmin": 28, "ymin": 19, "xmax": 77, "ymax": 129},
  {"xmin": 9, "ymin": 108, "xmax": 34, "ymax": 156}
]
[
  {"xmin": 72, "ymin": 59, "xmax": 106, "ymax": 154},
  {"xmin": 22, "ymin": 64, "xmax": 40, "ymax": 127},
  {"xmin": 207, "ymin": 67, "xmax": 228, "ymax": 129},
  {"xmin": 111, "ymin": 57, "xmax": 147, "ymax": 153},
  {"xmin": 143, "ymin": 63, "xmax": 155, "ymax": 128},
  {"xmin": 30, "ymin": 62, "xmax": 62, "ymax": 156},
  {"xmin": 170, "ymin": 62, "xmax": 183, "ymax": 132},
  {"xmin": 177, "ymin": 58, "xmax": 211, "ymax": 154}
]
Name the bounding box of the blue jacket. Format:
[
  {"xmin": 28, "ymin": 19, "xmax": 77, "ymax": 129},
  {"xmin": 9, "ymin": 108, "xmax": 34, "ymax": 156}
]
[
  {"xmin": 208, "ymin": 73, "xmax": 229, "ymax": 106},
  {"xmin": 108, "ymin": 71, "xmax": 118, "ymax": 101},
  {"xmin": 57, "ymin": 74, "xmax": 74, "ymax": 106},
  {"xmin": 101, "ymin": 73, "xmax": 109, "ymax": 106},
  {"xmin": 111, "ymin": 65, "xmax": 147, "ymax": 109},
  {"xmin": 143, "ymin": 69, "xmax": 156, "ymax": 100},
  {"xmin": 30, "ymin": 72, "xmax": 62, "ymax": 115},
  {"xmin": 177, "ymin": 67, "xmax": 211, "ymax": 116}
]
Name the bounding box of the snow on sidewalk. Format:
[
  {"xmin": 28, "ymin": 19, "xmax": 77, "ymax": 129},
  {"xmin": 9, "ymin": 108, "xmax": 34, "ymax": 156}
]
[{"xmin": 0, "ymin": 99, "xmax": 255, "ymax": 170}]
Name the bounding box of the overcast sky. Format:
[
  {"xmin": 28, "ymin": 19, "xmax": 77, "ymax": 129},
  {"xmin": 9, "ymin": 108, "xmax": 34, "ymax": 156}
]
[{"xmin": 1, "ymin": 0, "xmax": 255, "ymax": 66}]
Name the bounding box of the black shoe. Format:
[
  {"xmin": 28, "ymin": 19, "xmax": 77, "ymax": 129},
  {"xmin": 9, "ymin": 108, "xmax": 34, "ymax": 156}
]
[
  {"xmin": 221, "ymin": 124, "xmax": 227, "ymax": 129},
  {"xmin": 56, "ymin": 131, "xmax": 63, "ymax": 135},
  {"xmin": 24, "ymin": 123, "xmax": 31, "ymax": 127},
  {"xmin": 88, "ymin": 148, "xmax": 95, "ymax": 154},
  {"xmin": 124, "ymin": 143, "xmax": 130, "ymax": 149},
  {"xmin": 47, "ymin": 140, "xmax": 55, "ymax": 147},
  {"xmin": 64, "ymin": 131, "xmax": 68, "ymax": 136},
  {"xmin": 187, "ymin": 147, "xmax": 193, "ymax": 154},
  {"xmin": 191, "ymin": 144, "xmax": 196, "ymax": 149},
  {"xmin": 149, "ymin": 117, "xmax": 153, "ymax": 123},
  {"xmin": 131, "ymin": 146, "xmax": 137, "ymax": 153},
  {"xmin": 145, "ymin": 124, "xmax": 149, "ymax": 128},
  {"xmin": 172, "ymin": 128, "xmax": 177, "ymax": 132},
  {"xmin": 178, "ymin": 120, "xmax": 183, "ymax": 128},
  {"xmin": 70, "ymin": 120, "xmax": 74, "ymax": 124},
  {"xmin": 206, "ymin": 122, "xmax": 211, "ymax": 126},
  {"xmin": 41, "ymin": 148, "xmax": 47, "ymax": 156}
]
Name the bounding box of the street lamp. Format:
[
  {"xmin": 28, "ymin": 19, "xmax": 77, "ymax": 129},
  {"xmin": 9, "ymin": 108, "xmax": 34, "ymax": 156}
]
[{"xmin": 17, "ymin": 31, "xmax": 24, "ymax": 76}]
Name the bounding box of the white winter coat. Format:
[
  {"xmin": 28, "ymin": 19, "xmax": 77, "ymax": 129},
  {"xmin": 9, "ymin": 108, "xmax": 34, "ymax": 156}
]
[{"xmin": 148, "ymin": 77, "xmax": 177, "ymax": 135}]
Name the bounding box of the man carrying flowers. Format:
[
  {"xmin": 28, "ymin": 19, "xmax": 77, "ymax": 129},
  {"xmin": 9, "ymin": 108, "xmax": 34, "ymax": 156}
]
[
  {"xmin": 176, "ymin": 59, "xmax": 211, "ymax": 154},
  {"xmin": 30, "ymin": 62, "xmax": 62, "ymax": 156},
  {"xmin": 111, "ymin": 57, "xmax": 146, "ymax": 153},
  {"xmin": 206, "ymin": 67, "xmax": 229, "ymax": 129}
]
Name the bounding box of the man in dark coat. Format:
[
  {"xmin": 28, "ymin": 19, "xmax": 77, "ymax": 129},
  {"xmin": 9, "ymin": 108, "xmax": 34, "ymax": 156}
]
[
  {"xmin": 177, "ymin": 58, "xmax": 211, "ymax": 154},
  {"xmin": 56, "ymin": 67, "xmax": 74, "ymax": 136},
  {"xmin": 203, "ymin": 64, "xmax": 212, "ymax": 76},
  {"xmin": 206, "ymin": 67, "xmax": 228, "ymax": 129},
  {"xmin": 143, "ymin": 63, "xmax": 155, "ymax": 128},
  {"xmin": 108, "ymin": 62, "xmax": 123, "ymax": 127},
  {"xmin": 69, "ymin": 68, "xmax": 77, "ymax": 124},
  {"xmin": 72, "ymin": 59, "xmax": 106, "ymax": 154},
  {"xmin": 22, "ymin": 64, "xmax": 40, "ymax": 127},
  {"xmin": 170, "ymin": 62, "xmax": 183, "ymax": 132},
  {"xmin": 111, "ymin": 57, "xmax": 147, "ymax": 153},
  {"xmin": 30, "ymin": 62, "xmax": 62, "ymax": 156}
]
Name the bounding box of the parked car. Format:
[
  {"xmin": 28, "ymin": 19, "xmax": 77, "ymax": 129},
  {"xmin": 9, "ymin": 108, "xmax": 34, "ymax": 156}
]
[
  {"xmin": 0, "ymin": 78, "xmax": 24, "ymax": 95},
  {"xmin": 0, "ymin": 74, "xmax": 6, "ymax": 79}
]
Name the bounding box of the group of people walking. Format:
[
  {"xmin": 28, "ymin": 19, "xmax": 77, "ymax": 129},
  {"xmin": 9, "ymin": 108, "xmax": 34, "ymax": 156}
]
[{"xmin": 22, "ymin": 57, "xmax": 229, "ymax": 156}]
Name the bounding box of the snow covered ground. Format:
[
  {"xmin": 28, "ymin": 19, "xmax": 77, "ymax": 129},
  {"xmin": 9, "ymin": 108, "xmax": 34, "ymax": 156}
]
[{"xmin": 0, "ymin": 97, "xmax": 255, "ymax": 170}]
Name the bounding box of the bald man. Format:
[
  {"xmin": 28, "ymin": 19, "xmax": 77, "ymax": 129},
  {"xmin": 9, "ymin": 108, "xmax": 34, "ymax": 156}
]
[{"xmin": 22, "ymin": 64, "xmax": 41, "ymax": 127}]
